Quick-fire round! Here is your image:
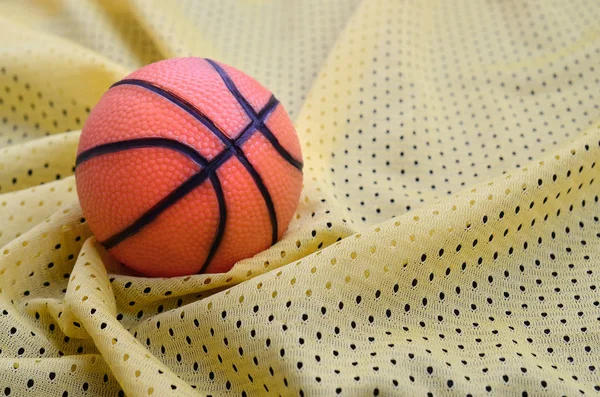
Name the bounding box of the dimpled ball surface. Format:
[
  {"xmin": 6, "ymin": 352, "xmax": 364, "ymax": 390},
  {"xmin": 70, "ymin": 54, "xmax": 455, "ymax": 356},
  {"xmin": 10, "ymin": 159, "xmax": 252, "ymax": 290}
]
[{"xmin": 75, "ymin": 58, "xmax": 303, "ymax": 277}]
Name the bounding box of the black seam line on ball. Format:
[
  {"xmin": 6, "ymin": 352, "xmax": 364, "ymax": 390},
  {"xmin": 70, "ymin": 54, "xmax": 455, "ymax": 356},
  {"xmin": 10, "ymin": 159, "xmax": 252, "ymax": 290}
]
[
  {"xmin": 258, "ymin": 124, "xmax": 303, "ymax": 171},
  {"xmin": 234, "ymin": 95, "xmax": 278, "ymax": 147},
  {"xmin": 99, "ymin": 75, "xmax": 285, "ymax": 259},
  {"xmin": 111, "ymin": 79, "xmax": 229, "ymax": 144},
  {"xmin": 75, "ymin": 138, "xmax": 208, "ymax": 168},
  {"xmin": 202, "ymin": 174, "xmax": 227, "ymax": 273},
  {"xmin": 205, "ymin": 59, "xmax": 284, "ymax": 244},
  {"xmin": 101, "ymin": 146, "xmax": 234, "ymax": 250},
  {"xmin": 114, "ymin": 77, "xmax": 279, "ymax": 246},
  {"xmin": 205, "ymin": 58, "xmax": 303, "ymax": 172},
  {"xmin": 77, "ymin": 137, "xmax": 226, "ymax": 271}
]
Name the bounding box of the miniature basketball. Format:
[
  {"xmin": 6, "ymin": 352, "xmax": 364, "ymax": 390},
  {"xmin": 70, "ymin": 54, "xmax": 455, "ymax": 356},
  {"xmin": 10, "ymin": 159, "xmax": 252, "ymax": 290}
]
[{"xmin": 75, "ymin": 58, "xmax": 303, "ymax": 277}]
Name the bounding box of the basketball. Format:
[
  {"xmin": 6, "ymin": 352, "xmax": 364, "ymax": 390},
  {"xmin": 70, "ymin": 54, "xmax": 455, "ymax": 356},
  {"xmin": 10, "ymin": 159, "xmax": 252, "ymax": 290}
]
[{"xmin": 75, "ymin": 58, "xmax": 303, "ymax": 277}]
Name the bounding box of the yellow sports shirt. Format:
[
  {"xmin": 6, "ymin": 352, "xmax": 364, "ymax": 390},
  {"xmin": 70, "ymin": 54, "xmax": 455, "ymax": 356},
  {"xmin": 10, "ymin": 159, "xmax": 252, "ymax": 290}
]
[{"xmin": 0, "ymin": 1, "xmax": 599, "ymax": 395}]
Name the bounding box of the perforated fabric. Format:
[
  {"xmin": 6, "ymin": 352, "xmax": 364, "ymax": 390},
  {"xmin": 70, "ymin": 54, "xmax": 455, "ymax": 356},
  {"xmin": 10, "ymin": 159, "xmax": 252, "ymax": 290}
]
[{"xmin": 0, "ymin": 0, "xmax": 599, "ymax": 396}]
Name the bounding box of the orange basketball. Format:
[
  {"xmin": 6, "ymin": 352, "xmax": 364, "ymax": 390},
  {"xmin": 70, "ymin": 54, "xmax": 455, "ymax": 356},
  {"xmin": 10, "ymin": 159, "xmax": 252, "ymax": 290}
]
[{"xmin": 75, "ymin": 58, "xmax": 303, "ymax": 277}]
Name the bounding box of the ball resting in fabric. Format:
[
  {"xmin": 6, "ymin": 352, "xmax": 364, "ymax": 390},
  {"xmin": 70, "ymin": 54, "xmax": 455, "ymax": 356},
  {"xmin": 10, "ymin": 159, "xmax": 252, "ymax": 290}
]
[{"xmin": 75, "ymin": 58, "xmax": 303, "ymax": 277}]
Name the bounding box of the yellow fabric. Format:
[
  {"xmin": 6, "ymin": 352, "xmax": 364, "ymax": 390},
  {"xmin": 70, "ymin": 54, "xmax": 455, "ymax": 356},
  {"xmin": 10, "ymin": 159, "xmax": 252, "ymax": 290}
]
[{"xmin": 1, "ymin": 0, "xmax": 599, "ymax": 395}]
